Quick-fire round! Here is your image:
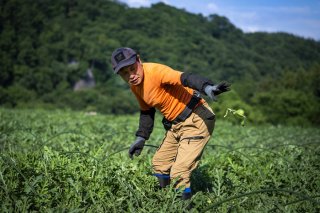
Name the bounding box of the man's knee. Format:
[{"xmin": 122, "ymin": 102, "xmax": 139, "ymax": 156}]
[{"xmin": 152, "ymin": 156, "xmax": 172, "ymax": 174}]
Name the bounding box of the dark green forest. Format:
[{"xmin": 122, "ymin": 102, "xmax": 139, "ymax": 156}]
[{"xmin": 1, "ymin": 0, "xmax": 320, "ymax": 126}]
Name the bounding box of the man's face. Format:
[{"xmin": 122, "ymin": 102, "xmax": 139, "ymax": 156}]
[{"xmin": 118, "ymin": 59, "xmax": 144, "ymax": 86}]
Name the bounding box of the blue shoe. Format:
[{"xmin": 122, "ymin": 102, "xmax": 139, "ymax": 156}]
[
  {"xmin": 182, "ymin": 187, "xmax": 192, "ymax": 200},
  {"xmin": 154, "ymin": 174, "xmax": 170, "ymax": 188}
]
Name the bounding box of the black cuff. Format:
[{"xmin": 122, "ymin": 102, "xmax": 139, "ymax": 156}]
[
  {"xmin": 135, "ymin": 108, "xmax": 156, "ymax": 140},
  {"xmin": 180, "ymin": 72, "xmax": 214, "ymax": 93}
]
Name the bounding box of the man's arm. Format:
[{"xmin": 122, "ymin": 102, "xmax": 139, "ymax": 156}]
[
  {"xmin": 180, "ymin": 72, "xmax": 230, "ymax": 100},
  {"xmin": 180, "ymin": 72, "xmax": 214, "ymax": 93},
  {"xmin": 135, "ymin": 107, "xmax": 156, "ymax": 140}
]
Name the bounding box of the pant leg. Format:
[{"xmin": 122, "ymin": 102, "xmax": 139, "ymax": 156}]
[
  {"xmin": 170, "ymin": 102, "xmax": 215, "ymax": 189},
  {"xmin": 152, "ymin": 130, "xmax": 179, "ymax": 175}
]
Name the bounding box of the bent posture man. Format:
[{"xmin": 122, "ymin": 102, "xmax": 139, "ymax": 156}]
[{"xmin": 111, "ymin": 47, "xmax": 230, "ymax": 200}]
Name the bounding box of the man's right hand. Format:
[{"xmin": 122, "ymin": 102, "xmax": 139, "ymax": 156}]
[{"xmin": 128, "ymin": 136, "xmax": 146, "ymax": 159}]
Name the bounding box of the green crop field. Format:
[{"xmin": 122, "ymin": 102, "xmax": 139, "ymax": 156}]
[{"xmin": 0, "ymin": 108, "xmax": 319, "ymax": 212}]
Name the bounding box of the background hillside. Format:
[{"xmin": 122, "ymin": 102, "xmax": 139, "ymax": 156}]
[{"xmin": 1, "ymin": 0, "xmax": 319, "ymax": 125}]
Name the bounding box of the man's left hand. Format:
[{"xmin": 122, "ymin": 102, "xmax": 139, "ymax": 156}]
[
  {"xmin": 204, "ymin": 82, "xmax": 231, "ymax": 100},
  {"xmin": 213, "ymin": 81, "xmax": 231, "ymax": 95}
]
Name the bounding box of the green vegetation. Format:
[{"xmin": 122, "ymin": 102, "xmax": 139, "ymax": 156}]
[
  {"xmin": 1, "ymin": 0, "xmax": 320, "ymax": 126},
  {"xmin": 1, "ymin": 2, "xmax": 319, "ymax": 211},
  {"xmin": 1, "ymin": 108, "xmax": 319, "ymax": 212}
]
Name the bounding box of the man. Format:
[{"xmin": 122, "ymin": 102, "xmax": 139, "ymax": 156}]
[{"xmin": 111, "ymin": 47, "xmax": 230, "ymax": 200}]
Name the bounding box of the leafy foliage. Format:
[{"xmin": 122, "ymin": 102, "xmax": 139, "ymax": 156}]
[{"xmin": 1, "ymin": 108, "xmax": 319, "ymax": 212}]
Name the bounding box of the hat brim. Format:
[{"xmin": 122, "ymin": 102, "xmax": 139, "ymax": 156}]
[{"xmin": 114, "ymin": 55, "xmax": 137, "ymax": 73}]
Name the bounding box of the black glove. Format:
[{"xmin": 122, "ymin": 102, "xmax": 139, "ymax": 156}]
[
  {"xmin": 204, "ymin": 82, "xmax": 231, "ymax": 101},
  {"xmin": 128, "ymin": 136, "xmax": 146, "ymax": 159}
]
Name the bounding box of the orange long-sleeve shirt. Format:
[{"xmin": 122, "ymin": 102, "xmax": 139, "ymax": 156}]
[{"xmin": 130, "ymin": 63, "xmax": 196, "ymax": 121}]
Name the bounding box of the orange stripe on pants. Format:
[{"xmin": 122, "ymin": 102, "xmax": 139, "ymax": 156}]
[{"xmin": 152, "ymin": 101, "xmax": 215, "ymax": 189}]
